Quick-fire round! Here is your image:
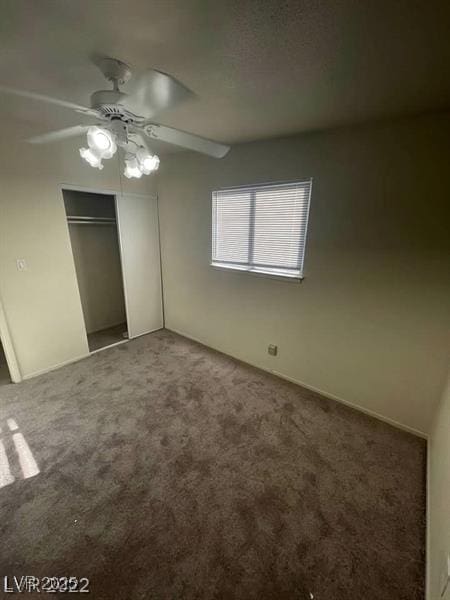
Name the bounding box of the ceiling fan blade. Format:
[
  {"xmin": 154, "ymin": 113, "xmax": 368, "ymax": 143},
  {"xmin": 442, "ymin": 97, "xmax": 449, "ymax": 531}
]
[
  {"xmin": 0, "ymin": 85, "xmax": 98, "ymax": 116},
  {"xmin": 27, "ymin": 125, "xmax": 90, "ymax": 144},
  {"xmin": 143, "ymin": 123, "xmax": 230, "ymax": 158},
  {"xmin": 122, "ymin": 69, "xmax": 193, "ymax": 120}
]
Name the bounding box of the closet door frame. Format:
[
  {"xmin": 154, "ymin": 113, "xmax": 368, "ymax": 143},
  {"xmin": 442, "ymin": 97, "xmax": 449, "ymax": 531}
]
[
  {"xmin": 59, "ymin": 184, "xmax": 164, "ymax": 345},
  {"xmin": 59, "ymin": 183, "xmax": 127, "ymax": 352}
]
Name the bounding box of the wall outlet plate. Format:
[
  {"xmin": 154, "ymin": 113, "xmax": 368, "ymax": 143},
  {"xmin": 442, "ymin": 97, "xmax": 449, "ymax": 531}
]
[
  {"xmin": 268, "ymin": 344, "xmax": 278, "ymax": 356},
  {"xmin": 16, "ymin": 258, "xmax": 27, "ymax": 271}
]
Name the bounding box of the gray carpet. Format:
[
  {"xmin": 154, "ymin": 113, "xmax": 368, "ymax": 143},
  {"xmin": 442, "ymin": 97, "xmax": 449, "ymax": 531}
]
[{"xmin": 0, "ymin": 330, "xmax": 426, "ymax": 599}]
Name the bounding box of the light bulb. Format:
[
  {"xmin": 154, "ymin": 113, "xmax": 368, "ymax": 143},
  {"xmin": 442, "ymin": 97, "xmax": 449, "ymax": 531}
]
[
  {"xmin": 86, "ymin": 126, "xmax": 117, "ymax": 159},
  {"xmin": 136, "ymin": 148, "xmax": 160, "ymax": 174},
  {"xmin": 93, "ymin": 130, "xmax": 110, "ymax": 151},
  {"xmin": 79, "ymin": 147, "xmax": 103, "ymax": 170},
  {"xmin": 142, "ymin": 154, "xmax": 160, "ymax": 172},
  {"xmin": 124, "ymin": 157, "xmax": 143, "ymax": 179}
]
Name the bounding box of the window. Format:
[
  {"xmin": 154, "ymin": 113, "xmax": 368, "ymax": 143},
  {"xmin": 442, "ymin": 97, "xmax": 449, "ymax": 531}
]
[{"xmin": 211, "ymin": 179, "xmax": 312, "ymax": 279}]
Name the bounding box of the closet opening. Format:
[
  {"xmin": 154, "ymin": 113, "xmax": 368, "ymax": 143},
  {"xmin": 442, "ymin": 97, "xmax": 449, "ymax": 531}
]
[
  {"xmin": 0, "ymin": 340, "xmax": 11, "ymax": 386},
  {"xmin": 62, "ymin": 188, "xmax": 128, "ymax": 353}
]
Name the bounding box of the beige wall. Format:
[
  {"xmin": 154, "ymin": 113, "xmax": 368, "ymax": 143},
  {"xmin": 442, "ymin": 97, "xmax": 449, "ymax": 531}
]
[
  {"xmin": 0, "ymin": 113, "xmax": 448, "ymax": 434},
  {"xmin": 0, "ymin": 122, "xmax": 155, "ymax": 379},
  {"xmin": 428, "ymin": 370, "xmax": 450, "ymax": 599},
  {"xmin": 157, "ymin": 113, "xmax": 450, "ymax": 435}
]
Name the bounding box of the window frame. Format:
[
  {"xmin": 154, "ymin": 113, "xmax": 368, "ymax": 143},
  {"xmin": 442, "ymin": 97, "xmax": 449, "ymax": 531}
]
[{"xmin": 210, "ymin": 179, "xmax": 312, "ymax": 282}]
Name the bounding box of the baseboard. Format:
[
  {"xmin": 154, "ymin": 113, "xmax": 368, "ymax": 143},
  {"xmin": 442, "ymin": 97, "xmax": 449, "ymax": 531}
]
[
  {"xmin": 19, "ymin": 324, "xmax": 428, "ymax": 439},
  {"xmin": 88, "ymin": 327, "xmax": 164, "ymax": 354},
  {"xmin": 166, "ymin": 326, "xmax": 428, "ymax": 439},
  {"xmin": 20, "ymin": 328, "xmax": 164, "ymax": 381},
  {"xmin": 130, "ymin": 326, "xmax": 164, "ymax": 339},
  {"xmin": 22, "ymin": 353, "xmax": 90, "ymax": 380},
  {"xmin": 271, "ymin": 368, "xmax": 428, "ymax": 439}
]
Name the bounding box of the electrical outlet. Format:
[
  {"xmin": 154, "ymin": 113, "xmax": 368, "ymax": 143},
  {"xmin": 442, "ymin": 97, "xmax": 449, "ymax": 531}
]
[
  {"xmin": 268, "ymin": 344, "xmax": 278, "ymax": 356},
  {"xmin": 16, "ymin": 258, "xmax": 27, "ymax": 271},
  {"xmin": 440, "ymin": 553, "xmax": 450, "ymax": 597}
]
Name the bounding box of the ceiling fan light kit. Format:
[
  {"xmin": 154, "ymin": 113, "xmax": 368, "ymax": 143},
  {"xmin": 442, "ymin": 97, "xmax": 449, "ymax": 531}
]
[
  {"xmin": 79, "ymin": 124, "xmax": 159, "ymax": 178},
  {"xmin": 0, "ymin": 56, "xmax": 230, "ymax": 179}
]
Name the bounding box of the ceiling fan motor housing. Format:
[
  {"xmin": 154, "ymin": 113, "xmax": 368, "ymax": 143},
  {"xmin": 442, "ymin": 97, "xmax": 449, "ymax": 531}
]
[{"xmin": 90, "ymin": 90, "xmax": 142, "ymax": 124}]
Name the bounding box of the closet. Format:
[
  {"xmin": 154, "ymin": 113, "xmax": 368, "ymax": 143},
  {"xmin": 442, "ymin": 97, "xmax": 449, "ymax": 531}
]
[{"xmin": 63, "ymin": 188, "xmax": 163, "ymax": 353}]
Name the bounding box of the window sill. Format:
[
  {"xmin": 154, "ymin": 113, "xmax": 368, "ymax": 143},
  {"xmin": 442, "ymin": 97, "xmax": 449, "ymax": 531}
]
[{"xmin": 210, "ymin": 262, "xmax": 304, "ymax": 282}]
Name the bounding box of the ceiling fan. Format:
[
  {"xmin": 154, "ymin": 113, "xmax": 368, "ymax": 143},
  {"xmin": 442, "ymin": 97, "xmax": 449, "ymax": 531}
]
[{"xmin": 0, "ymin": 57, "xmax": 231, "ymax": 178}]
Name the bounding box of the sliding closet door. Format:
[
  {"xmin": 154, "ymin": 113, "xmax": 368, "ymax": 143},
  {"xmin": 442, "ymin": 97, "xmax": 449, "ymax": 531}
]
[{"xmin": 116, "ymin": 193, "xmax": 163, "ymax": 338}]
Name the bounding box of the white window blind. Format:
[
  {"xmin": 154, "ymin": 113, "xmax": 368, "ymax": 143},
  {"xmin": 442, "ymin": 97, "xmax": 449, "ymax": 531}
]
[{"xmin": 212, "ymin": 180, "xmax": 312, "ymax": 279}]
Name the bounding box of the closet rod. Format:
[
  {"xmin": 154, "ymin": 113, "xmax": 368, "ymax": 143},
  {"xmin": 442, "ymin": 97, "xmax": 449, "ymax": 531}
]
[
  {"xmin": 68, "ymin": 221, "xmax": 117, "ymax": 226},
  {"xmin": 67, "ymin": 215, "xmax": 116, "ymax": 225}
]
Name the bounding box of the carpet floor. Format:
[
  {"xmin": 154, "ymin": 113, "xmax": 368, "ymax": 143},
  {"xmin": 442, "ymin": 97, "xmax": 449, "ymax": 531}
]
[{"xmin": 0, "ymin": 330, "xmax": 426, "ymax": 600}]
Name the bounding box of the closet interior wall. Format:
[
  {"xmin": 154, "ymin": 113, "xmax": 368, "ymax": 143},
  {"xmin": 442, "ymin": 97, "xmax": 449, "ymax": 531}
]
[
  {"xmin": 63, "ymin": 190, "xmax": 127, "ymax": 352},
  {"xmin": 0, "ymin": 341, "xmax": 10, "ymax": 386}
]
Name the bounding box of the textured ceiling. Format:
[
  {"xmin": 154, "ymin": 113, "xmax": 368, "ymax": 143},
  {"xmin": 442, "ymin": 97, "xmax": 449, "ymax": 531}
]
[{"xmin": 1, "ymin": 0, "xmax": 450, "ymax": 151}]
